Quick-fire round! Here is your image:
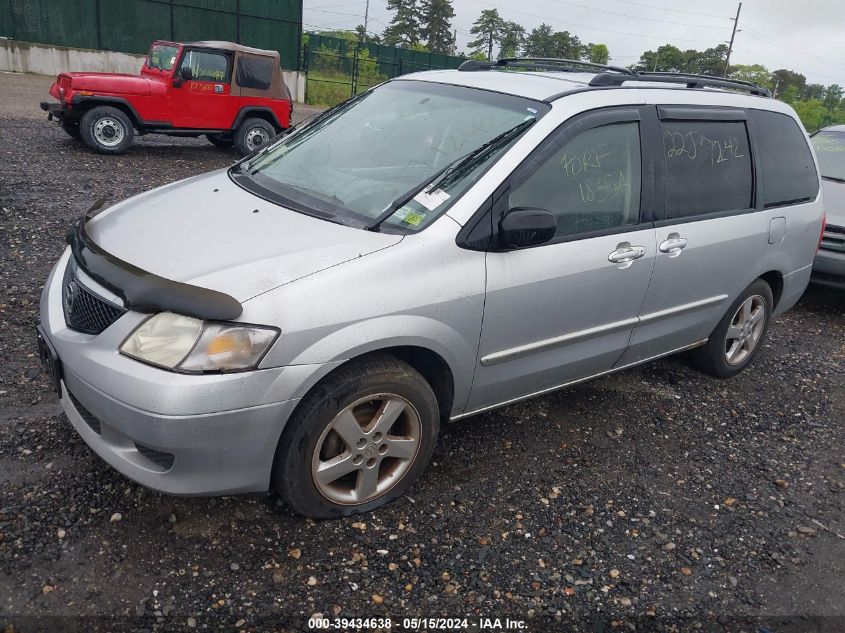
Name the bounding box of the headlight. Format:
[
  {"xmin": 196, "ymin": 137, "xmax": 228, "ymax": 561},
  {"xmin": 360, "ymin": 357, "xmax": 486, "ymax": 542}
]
[{"xmin": 119, "ymin": 312, "xmax": 278, "ymax": 373}]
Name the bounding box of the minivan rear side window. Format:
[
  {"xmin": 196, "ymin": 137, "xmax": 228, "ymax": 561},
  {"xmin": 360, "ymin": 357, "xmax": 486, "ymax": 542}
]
[
  {"xmin": 752, "ymin": 110, "xmax": 820, "ymax": 207},
  {"xmin": 661, "ymin": 120, "xmax": 752, "ymax": 219}
]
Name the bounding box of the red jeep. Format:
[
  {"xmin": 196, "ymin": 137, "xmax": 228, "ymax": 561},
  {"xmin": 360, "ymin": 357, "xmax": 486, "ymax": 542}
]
[{"xmin": 40, "ymin": 40, "xmax": 292, "ymax": 156}]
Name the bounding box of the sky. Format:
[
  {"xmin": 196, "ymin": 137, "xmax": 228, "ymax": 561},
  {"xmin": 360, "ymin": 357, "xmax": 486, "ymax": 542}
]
[{"xmin": 302, "ymin": 0, "xmax": 845, "ymax": 87}]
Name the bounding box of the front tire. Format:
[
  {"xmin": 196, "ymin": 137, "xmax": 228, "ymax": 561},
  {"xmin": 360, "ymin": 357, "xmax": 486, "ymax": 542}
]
[
  {"xmin": 272, "ymin": 355, "xmax": 440, "ymax": 518},
  {"xmin": 79, "ymin": 106, "xmax": 134, "ymax": 154},
  {"xmin": 61, "ymin": 119, "xmax": 82, "ymax": 141},
  {"xmin": 690, "ymin": 279, "xmax": 773, "ymax": 378},
  {"xmin": 234, "ymin": 117, "xmax": 275, "ymax": 156}
]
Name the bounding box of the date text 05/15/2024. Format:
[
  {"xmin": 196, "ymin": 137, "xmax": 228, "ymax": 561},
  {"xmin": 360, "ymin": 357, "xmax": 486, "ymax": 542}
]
[{"xmin": 308, "ymin": 616, "xmax": 527, "ymax": 630}]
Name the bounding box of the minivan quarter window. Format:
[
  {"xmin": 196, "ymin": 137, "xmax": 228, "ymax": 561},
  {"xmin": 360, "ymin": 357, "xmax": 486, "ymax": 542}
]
[
  {"xmin": 661, "ymin": 118, "xmax": 753, "ymax": 219},
  {"xmin": 509, "ymin": 120, "xmax": 642, "ymax": 239},
  {"xmin": 752, "ymin": 109, "xmax": 820, "ymax": 207}
]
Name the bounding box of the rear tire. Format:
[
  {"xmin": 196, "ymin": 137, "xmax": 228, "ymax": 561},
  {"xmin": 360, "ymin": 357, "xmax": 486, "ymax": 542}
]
[
  {"xmin": 272, "ymin": 355, "xmax": 440, "ymax": 518},
  {"xmin": 206, "ymin": 134, "xmax": 234, "ymax": 149},
  {"xmin": 61, "ymin": 120, "xmax": 82, "ymax": 141},
  {"xmin": 234, "ymin": 117, "xmax": 275, "ymax": 156},
  {"xmin": 690, "ymin": 279, "xmax": 773, "ymax": 378},
  {"xmin": 79, "ymin": 106, "xmax": 134, "ymax": 154}
]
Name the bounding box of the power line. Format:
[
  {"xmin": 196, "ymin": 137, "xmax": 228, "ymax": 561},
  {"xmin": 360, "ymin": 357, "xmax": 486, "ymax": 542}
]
[
  {"xmin": 545, "ymin": 0, "xmax": 727, "ymax": 30},
  {"xmin": 731, "ymin": 45, "xmax": 843, "ymax": 85},
  {"xmin": 605, "ymin": 0, "xmax": 731, "ymax": 20},
  {"xmin": 469, "ymin": 0, "xmax": 716, "ymax": 43},
  {"xmin": 741, "ymin": 27, "xmax": 845, "ymax": 72}
]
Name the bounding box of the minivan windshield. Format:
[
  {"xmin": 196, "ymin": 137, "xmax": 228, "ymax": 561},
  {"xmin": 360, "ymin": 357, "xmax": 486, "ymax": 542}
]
[
  {"xmin": 235, "ymin": 80, "xmax": 549, "ymax": 231},
  {"xmin": 811, "ymin": 130, "xmax": 845, "ymax": 182}
]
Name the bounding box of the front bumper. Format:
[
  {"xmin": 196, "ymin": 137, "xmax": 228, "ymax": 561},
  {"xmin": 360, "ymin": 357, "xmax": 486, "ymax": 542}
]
[
  {"xmin": 40, "ymin": 250, "xmax": 337, "ymax": 495},
  {"xmin": 40, "ymin": 100, "xmax": 66, "ymax": 121}
]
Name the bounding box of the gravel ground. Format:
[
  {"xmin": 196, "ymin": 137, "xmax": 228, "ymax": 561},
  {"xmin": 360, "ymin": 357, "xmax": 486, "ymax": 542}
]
[{"xmin": 1, "ymin": 72, "xmax": 844, "ymax": 633}]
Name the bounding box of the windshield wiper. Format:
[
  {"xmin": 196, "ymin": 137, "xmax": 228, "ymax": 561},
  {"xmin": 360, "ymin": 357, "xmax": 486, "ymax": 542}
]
[
  {"xmin": 367, "ymin": 117, "xmax": 536, "ymax": 231},
  {"xmin": 822, "ymin": 175, "xmax": 845, "ymax": 183}
]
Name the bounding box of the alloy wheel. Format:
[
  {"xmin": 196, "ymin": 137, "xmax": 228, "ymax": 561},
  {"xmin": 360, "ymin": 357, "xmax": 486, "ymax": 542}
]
[
  {"xmin": 311, "ymin": 394, "xmax": 422, "ymax": 505},
  {"xmin": 724, "ymin": 294, "xmax": 766, "ymax": 366}
]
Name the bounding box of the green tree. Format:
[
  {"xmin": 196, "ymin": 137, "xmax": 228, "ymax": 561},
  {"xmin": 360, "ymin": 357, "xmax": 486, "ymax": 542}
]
[
  {"xmin": 468, "ymin": 9, "xmax": 505, "ymax": 60},
  {"xmin": 420, "ymin": 0, "xmax": 455, "ymax": 55},
  {"xmin": 354, "ymin": 24, "xmax": 381, "ymax": 44},
  {"xmin": 771, "ymin": 69, "xmax": 806, "ymax": 98},
  {"xmin": 498, "ymin": 21, "xmax": 525, "ymax": 59},
  {"xmin": 636, "ymin": 45, "xmax": 685, "ymax": 72},
  {"xmin": 729, "ymin": 63, "xmax": 772, "ymax": 88},
  {"xmin": 522, "ymin": 24, "xmax": 583, "ymax": 59},
  {"xmin": 801, "ymin": 83, "xmax": 825, "ymax": 100},
  {"xmin": 588, "ymin": 43, "xmax": 609, "ymax": 65},
  {"xmin": 383, "ymin": 0, "xmax": 421, "ymax": 47},
  {"xmin": 792, "ymin": 99, "xmax": 827, "ymax": 132},
  {"xmin": 522, "ymin": 24, "xmax": 555, "ymax": 58}
]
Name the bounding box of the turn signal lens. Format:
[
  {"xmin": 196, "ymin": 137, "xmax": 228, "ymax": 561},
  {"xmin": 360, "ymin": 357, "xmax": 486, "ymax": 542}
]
[{"xmin": 179, "ymin": 324, "xmax": 277, "ymax": 371}]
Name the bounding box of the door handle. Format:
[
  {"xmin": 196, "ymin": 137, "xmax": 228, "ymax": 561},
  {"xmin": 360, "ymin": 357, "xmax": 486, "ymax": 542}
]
[
  {"xmin": 659, "ymin": 234, "xmax": 688, "ymax": 256},
  {"xmin": 608, "ymin": 243, "xmax": 646, "ymax": 266}
]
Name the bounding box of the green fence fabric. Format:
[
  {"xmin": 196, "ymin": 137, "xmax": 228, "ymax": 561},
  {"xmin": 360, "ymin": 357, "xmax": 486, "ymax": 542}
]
[
  {"xmin": 0, "ymin": 0, "xmax": 303, "ymax": 69},
  {"xmin": 304, "ymin": 33, "xmax": 467, "ymax": 106}
]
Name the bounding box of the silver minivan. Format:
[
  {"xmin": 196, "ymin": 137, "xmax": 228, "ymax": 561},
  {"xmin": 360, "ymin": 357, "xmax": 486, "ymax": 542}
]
[{"xmin": 38, "ymin": 60, "xmax": 824, "ymax": 517}]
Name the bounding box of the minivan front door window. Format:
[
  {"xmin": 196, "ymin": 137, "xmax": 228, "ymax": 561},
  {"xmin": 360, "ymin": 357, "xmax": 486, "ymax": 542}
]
[{"xmin": 509, "ymin": 121, "xmax": 642, "ymax": 238}]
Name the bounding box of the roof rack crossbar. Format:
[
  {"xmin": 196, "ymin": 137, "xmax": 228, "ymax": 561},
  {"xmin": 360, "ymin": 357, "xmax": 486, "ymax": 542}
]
[
  {"xmin": 458, "ymin": 57, "xmax": 635, "ymax": 76},
  {"xmin": 589, "ymin": 71, "xmax": 771, "ymax": 97}
]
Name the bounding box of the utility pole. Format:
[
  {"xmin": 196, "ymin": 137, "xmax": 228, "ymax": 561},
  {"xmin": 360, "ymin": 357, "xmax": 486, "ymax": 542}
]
[
  {"xmin": 363, "ymin": 0, "xmax": 370, "ymax": 39},
  {"xmin": 724, "ymin": 2, "xmax": 742, "ymax": 77}
]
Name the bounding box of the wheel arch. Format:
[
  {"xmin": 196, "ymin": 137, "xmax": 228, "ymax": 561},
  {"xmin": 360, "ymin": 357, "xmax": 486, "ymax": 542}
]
[
  {"xmin": 289, "ymin": 346, "xmax": 457, "ymax": 427},
  {"xmin": 72, "ymin": 96, "xmax": 141, "ymax": 127},
  {"xmin": 232, "ymin": 107, "xmax": 283, "ymax": 132},
  {"xmin": 759, "ymin": 270, "xmax": 784, "ymax": 309}
]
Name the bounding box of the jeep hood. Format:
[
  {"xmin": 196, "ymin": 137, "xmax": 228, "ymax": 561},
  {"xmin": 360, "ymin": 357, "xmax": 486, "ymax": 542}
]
[
  {"xmin": 61, "ymin": 72, "xmax": 153, "ymax": 96},
  {"xmin": 85, "ymin": 170, "xmax": 403, "ymax": 302}
]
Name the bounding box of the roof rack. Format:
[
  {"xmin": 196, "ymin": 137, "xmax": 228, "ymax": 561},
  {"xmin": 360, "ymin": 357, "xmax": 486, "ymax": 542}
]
[
  {"xmin": 589, "ymin": 71, "xmax": 771, "ymax": 97},
  {"xmin": 457, "ymin": 57, "xmax": 771, "ymax": 97},
  {"xmin": 459, "ymin": 57, "xmax": 636, "ymax": 76}
]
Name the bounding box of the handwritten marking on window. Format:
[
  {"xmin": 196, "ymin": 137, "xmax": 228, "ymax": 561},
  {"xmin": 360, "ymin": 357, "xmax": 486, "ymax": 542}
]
[
  {"xmin": 663, "ymin": 129, "xmax": 746, "ymax": 166},
  {"xmin": 578, "ymin": 170, "xmax": 628, "ymax": 204},
  {"xmin": 560, "ymin": 143, "xmax": 612, "ymax": 177}
]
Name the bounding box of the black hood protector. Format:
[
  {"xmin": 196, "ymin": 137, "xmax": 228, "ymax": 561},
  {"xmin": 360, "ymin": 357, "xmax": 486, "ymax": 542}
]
[{"xmin": 66, "ymin": 200, "xmax": 243, "ymax": 321}]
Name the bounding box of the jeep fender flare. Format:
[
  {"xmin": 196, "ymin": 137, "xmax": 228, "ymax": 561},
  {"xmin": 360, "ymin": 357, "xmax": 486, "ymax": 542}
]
[
  {"xmin": 232, "ymin": 107, "xmax": 284, "ymax": 133},
  {"xmin": 70, "ymin": 95, "xmax": 170, "ymax": 128}
]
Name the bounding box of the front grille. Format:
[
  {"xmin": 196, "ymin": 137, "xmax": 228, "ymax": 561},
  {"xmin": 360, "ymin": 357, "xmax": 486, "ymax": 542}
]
[
  {"xmin": 62, "ymin": 260, "xmax": 126, "ymax": 335},
  {"xmin": 67, "ymin": 389, "xmax": 101, "ymax": 435},
  {"xmin": 134, "ymin": 443, "xmax": 175, "ymax": 471},
  {"xmin": 821, "ymin": 224, "xmax": 845, "ymax": 254}
]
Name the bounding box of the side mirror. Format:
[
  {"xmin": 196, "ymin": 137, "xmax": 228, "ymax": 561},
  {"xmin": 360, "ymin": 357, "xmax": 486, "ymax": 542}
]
[
  {"xmin": 499, "ymin": 207, "xmax": 556, "ymax": 249},
  {"xmin": 180, "ymin": 66, "xmax": 193, "ymax": 81}
]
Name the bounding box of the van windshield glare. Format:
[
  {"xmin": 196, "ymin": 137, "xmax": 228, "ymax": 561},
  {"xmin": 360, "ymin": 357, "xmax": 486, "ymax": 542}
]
[{"xmin": 236, "ymin": 81, "xmax": 549, "ymax": 231}]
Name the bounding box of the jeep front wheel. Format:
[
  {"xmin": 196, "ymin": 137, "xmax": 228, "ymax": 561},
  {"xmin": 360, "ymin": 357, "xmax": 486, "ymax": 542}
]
[
  {"xmin": 234, "ymin": 117, "xmax": 275, "ymax": 156},
  {"xmin": 80, "ymin": 106, "xmax": 134, "ymax": 154},
  {"xmin": 61, "ymin": 120, "xmax": 82, "ymax": 141}
]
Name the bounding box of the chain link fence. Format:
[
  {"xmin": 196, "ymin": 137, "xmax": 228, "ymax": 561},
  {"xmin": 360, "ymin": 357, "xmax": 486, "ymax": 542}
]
[{"xmin": 303, "ymin": 34, "xmax": 467, "ymax": 106}]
